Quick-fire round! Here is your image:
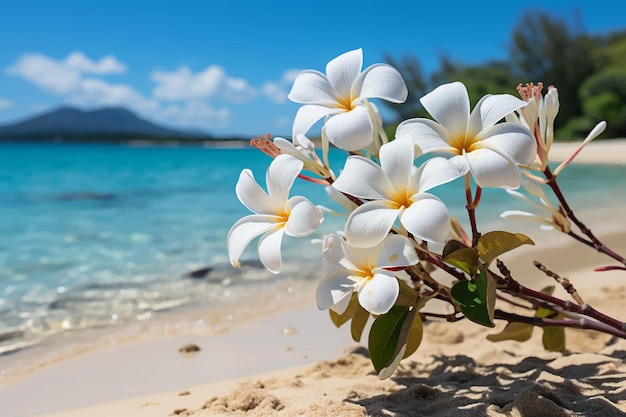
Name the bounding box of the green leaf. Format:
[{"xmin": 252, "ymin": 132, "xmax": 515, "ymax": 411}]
[
  {"xmin": 329, "ymin": 293, "xmax": 359, "ymax": 328},
  {"xmin": 396, "ymin": 279, "xmax": 419, "ymax": 306},
  {"xmin": 542, "ymin": 326, "xmax": 566, "ymax": 352},
  {"xmin": 442, "ymin": 244, "xmax": 480, "ymax": 276},
  {"xmin": 368, "ymin": 306, "xmax": 417, "ymax": 379},
  {"xmin": 402, "ymin": 311, "xmax": 423, "ymax": 359},
  {"xmin": 451, "ymin": 269, "xmax": 496, "ymax": 327},
  {"xmin": 487, "ymin": 322, "xmax": 534, "ymax": 342},
  {"xmin": 476, "ymin": 231, "xmax": 534, "ymax": 265},
  {"xmin": 536, "ymin": 306, "xmax": 566, "ymax": 352},
  {"xmin": 350, "ymin": 304, "xmax": 369, "ymax": 343},
  {"xmin": 442, "ymin": 239, "xmax": 470, "ymax": 257}
]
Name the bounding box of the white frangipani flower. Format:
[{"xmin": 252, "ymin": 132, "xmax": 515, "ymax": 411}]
[
  {"xmin": 396, "ymin": 81, "xmax": 536, "ymax": 189},
  {"xmin": 227, "ymin": 154, "xmax": 324, "ymax": 273},
  {"xmin": 332, "ymin": 136, "xmax": 459, "ymax": 248},
  {"xmin": 316, "ymin": 234, "xmax": 419, "ymax": 315},
  {"xmin": 288, "ymin": 48, "xmax": 408, "ymax": 151}
]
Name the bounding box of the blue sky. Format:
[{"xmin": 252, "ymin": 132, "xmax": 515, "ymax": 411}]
[{"xmin": 0, "ymin": 0, "xmax": 624, "ymax": 138}]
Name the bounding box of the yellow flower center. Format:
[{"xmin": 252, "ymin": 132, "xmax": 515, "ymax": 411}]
[
  {"xmin": 450, "ymin": 134, "xmax": 479, "ymax": 155},
  {"xmin": 335, "ymin": 95, "xmax": 355, "ymax": 112}
]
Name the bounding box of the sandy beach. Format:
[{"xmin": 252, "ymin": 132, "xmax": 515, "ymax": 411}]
[{"xmin": 2, "ymin": 139, "xmax": 626, "ymax": 417}]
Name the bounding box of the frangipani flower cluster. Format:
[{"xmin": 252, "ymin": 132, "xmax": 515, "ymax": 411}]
[{"xmin": 226, "ymin": 48, "xmax": 621, "ymax": 379}]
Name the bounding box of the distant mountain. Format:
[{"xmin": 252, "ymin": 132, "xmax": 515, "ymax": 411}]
[{"xmin": 0, "ymin": 107, "xmax": 196, "ymax": 138}]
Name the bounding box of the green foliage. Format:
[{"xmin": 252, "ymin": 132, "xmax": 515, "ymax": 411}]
[
  {"xmin": 350, "ymin": 305, "xmax": 370, "ymax": 343},
  {"xmin": 486, "ymin": 322, "xmax": 534, "ymax": 342},
  {"xmin": 368, "ymin": 305, "xmax": 422, "ymax": 379},
  {"xmin": 383, "ymin": 13, "xmax": 626, "ymax": 138},
  {"xmin": 476, "ymin": 231, "xmax": 534, "ymax": 266},
  {"xmin": 451, "ymin": 269, "xmax": 496, "ymax": 328},
  {"xmin": 509, "ymin": 11, "xmax": 594, "ymax": 127},
  {"xmin": 486, "ymin": 286, "xmax": 566, "ymax": 351},
  {"xmin": 442, "ymin": 240, "xmax": 479, "ymax": 275},
  {"xmin": 328, "ymin": 293, "xmax": 370, "ymax": 343},
  {"xmin": 536, "ymin": 307, "xmax": 566, "ymax": 352}
]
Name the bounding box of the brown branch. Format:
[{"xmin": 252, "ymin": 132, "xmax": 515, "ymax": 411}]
[{"xmin": 495, "ymin": 310, "xmax": 626, "ymax": 339}]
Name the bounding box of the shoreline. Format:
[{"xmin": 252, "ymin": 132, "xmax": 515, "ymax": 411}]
[{"xmin": 1, "ymin": 140, "xmax": 625, "ymax": 416}]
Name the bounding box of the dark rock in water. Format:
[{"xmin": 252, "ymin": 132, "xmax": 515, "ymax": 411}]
[
  {"xmin": 49, "ymin": 296, "xmax": 91, "ymax": 309},
  {"xmin": 178, "ymin": 343, "xmax": 201, "ymax": 355},
  {"xmin": 183, "ymin": 266, "xmax": 213, "ymax": 279},
  {"xmin": 0, "ymin": 329, "xmax": 25, "ymax": 343},
  {"xmin": 54, "ymin": 192, "xmax": 118, "ymax": 202}
]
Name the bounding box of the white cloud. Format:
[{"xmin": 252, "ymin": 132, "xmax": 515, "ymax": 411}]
[
  {"xmin": 158, "ymin": 101, "xmax": 232, "ymax": 129},
  {"xmin": 7, "ymin": 53, "xmax": 83, "ymax": 94},
  {"xmin": 151, "ymin": 65, "xmax": 257, "ymax": 103},
  {"xmin": 6, "ymin": 51, "xmax": 127, "ymax": 96},
  {"xmin": 68, "ymin": 78, "xmax": 158, "ymax": 112},
  {"xmin": 261, "ymin": 68, "xmax": 301, "ymax": 103},
  {"xmin": 0, "ymin": 98, "xmax": 13, "ymax": 109},
  {"xmin": 64, "ymin": 51, "xmax": 126, "ymax": 75},
  {"xmin": 151, "ymin": 65, "xmax": 224, "ymax": 100}
]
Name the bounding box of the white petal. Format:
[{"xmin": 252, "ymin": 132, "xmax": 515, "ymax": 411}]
[
  {"xmin": 371, "ymin": 235, "xmax": 419, "ymax": 268},
  {"xmin": 316, "ymin": 270, "xmax": 355, "ymax": 310},
  {"xmin": 501, "ymin": 210, "xmax": 551, "ymax": 226},
  {"xmin": 466, "ymin": 148, "xmax": 521, "ymax": 189},
  {"xmin": 288, "ymin": 70, "xmax": 338, "ymax": 105},
  {"xmin": 330, "ymin": 291, "xmax": 354, "ymax": 314},
  {"xmin": 266, "ymin": 154, "xmax": 302, "ymax": 203},
  {"xmin": 323, "ymin": 234, "xmax": 347, "ymax": 263},
  {"xmin": 468, "ymin": 94, "xmax": 527, "ymax": 136},
  {"xmin": 353, "ymin": 64, "xmax": 408, "ymax": 104},
  {"xmin": 325, "ymin": 185, "xmax": 358, "ymax": 212},
  {"xmin": 326, "ymin": 49, "xmax": 362, "ymax": 100},
  {"xmin": 235, "ymin": 169, "xmax": 274, "ymax": 214},
  {"xmin": 325, "ymin": 106, "xmax": 374, "ymax": 151},
  {"xmin": 477, "ymin": 123, "xmax": 537, "ymax": 165},
  {"xmin": 395, "ymin": 118, "xmax": 454, "ymax": 154},
  {"xmin": 292, "ymin": 104, "xmax": 341, "ymax": 139},
  {"xmin": 379, "ymin": 136, "xmax": 414, "ymax": 192},
  {"xmin": 227, "ymin": 215, "xmax": 281, "ymax": 268},
  {"xmin": 273, "ymin": 137, "xmax": 298, "ymax": 153},
  {"xmin": 345, "ymin": 201, "xmax": 399, "ymax": 248},
  {"xmin": 284, "ymin": 196, "xmax": 323, "ymax": 237},
  {"xmin": 332, "ymin": 155, "xmax": 393, "ymax": 200},
  {"xmin": 420, "ymin": 82, "xmax": 469, "ymax": 138},
  {"xmin": 401, "ymin": 194, "xmax": 450, "ymax": 243},
  {"xmin": 358, "ymin": 272, "xmax": 399, "ymax": 315},
  {"xmin": 449, "ymin": 154, "xmax": 470, "ymax": 176},
  {"xmin": 323, "ymin": 234, "xmax": 361, "ymax": 271},
  {"xmin": 258, "ymin": 228, "xmax": 285, "ymax": 274},
  {"xmin": 414, "ymin": 157, "xmax": 462, "ymax": 194}
]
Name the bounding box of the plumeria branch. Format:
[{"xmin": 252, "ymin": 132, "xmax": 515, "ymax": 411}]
[
  {"xmin": 494, "ymin": 310, "xmax": 626, "ymax": 339},
  {"xmin": 543, "ymin": 165, "xmax": 626, "ymax": 266}
]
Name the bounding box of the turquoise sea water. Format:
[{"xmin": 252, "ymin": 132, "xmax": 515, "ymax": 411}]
[{"xmin": 0, "ymin": 142, "xmax": 625, "ymax": 356}]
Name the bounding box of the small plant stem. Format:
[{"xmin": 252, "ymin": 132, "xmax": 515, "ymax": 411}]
[
  {"xmin": 464, "ymin": 174, "xmax": 481, "ymax": 246},
  {"xmin": 494, "ymin": 310, "xmax": 626, "ymax": 339},
  {"xmin": 420, "ymin": 311, "xmax": 465, "ymax": 323}
]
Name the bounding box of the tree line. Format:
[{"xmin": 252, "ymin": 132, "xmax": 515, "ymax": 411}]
[{"xmin": 383, "ymin": 11, "xmax": 626, "ymax": 140}]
